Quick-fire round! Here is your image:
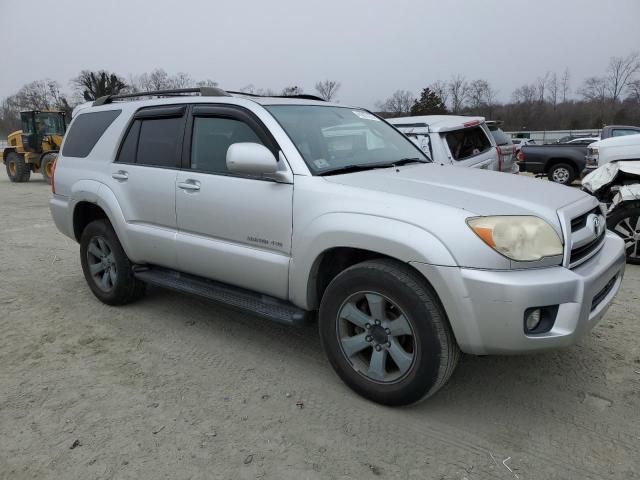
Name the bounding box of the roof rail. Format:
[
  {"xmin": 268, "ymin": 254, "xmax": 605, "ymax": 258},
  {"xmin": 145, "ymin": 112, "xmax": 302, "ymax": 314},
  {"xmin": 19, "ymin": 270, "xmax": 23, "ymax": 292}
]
[
  {"xmin": 93, "ymin": 87, "xmax": 230, "ymax": 106},
  {"xmin": 226, "ymin": 91, "xmax": 326, "ymax": 102}
]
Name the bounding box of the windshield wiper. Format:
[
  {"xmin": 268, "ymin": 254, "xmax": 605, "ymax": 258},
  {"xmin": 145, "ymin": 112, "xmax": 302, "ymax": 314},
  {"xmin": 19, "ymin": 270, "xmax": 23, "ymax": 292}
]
[{"xmin": 318, "ymin": 158, "xmax": 427, "ymax": 176}]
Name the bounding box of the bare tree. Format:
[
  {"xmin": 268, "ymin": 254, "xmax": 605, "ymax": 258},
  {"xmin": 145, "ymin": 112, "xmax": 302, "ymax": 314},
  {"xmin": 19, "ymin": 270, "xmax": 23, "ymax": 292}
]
[
  {"xmin": 448, "ymin": 75, "xmax": 468, "ymax": 113},
  {"xmin": 512, "ymin": 84, "xmax": 537, "ymax": 104},
  {"xmin": 560, "ymin": 68, "xmax": 571, "ymax": 102},
  {"xmin": 628, "ymin": 79, "xmax": 640, "ymax": 103},
  {"xmin": 579, "ymin": 76, "xmax": 608, "ymax": 103},
  {"xmin": 195, "ymin": 79, "xmax": 218, "ymax": 88},
  {"xmin": 429, "ymin": 81, "xmax": 449, "ymax": 108},
  {"xmin": 535, "ymin": 73, "xmax": 550, "ymax": 104},
  {"xmin": 376, "ymin": 90, "xmax": 415, "ymax": 116},
  {"xmin": 314, "ymin": 80, "xmax": 341, "ymax": 101},
  {"xmin": 546, "ymin": 72, "xmax": 559, "ymax": 108},
  {"xmin": 171, "ymin": 72, "xmax": 194, "ymax": 89},
  {"xmin": 73, "ymin": 70, "xmax": 127, "ymax": 101},
  {"xmin": 468, "ymin": 79, "xmax": 495, "ymax": 110},
  {"xmin": 605, "ymin": 51, "xmax": 640, "ymax": 102}
]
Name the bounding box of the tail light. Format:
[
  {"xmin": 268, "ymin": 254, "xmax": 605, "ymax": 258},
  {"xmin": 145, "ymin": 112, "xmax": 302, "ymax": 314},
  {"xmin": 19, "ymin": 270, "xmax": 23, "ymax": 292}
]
[
  {"xmin": 51, "ymin": 157, "xmax": 58, "ymax": 194},
  {"xmin": 496, "ymin": 146, "xmax": 503, "ymax": 171},
  {"xmin": 517, "ymin": 151, "xmax": 524, "ymax": 162}
]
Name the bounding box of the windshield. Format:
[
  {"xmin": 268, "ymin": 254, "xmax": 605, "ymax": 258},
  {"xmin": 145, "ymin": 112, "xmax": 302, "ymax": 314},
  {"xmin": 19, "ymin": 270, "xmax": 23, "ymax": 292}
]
[
  {"xmin": 35, "ymin": 112, "xmax": 65, "ymax": 135},
  {"xmin": 265, "ymin": 105, "xmax": 428, "ymax": 174}
]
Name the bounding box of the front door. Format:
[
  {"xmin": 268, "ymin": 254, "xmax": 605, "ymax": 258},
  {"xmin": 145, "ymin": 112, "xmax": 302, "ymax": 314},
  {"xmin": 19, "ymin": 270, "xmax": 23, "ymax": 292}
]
[{"xmin": 175, "ymin": 105, "xmax": 293, "ymax": 299}]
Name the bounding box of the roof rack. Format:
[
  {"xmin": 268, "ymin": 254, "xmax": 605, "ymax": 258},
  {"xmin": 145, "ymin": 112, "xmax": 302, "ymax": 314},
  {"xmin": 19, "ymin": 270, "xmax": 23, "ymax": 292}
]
[
  {"xmin": 226, "ymin": 91, "xmax": 326, "ymax": 102},
  {"xmin": 93, "ymin": 87, "xmax": 230, "ymax": 106},
  {"xmin": 93, "ymin": 87, "xmax": 327, "ymax": 107}
]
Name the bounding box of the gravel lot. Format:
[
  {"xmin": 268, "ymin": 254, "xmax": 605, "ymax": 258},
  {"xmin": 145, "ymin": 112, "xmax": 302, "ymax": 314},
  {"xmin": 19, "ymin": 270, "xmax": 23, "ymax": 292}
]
[{"xmin": 1, "ymin": 171, "xmax": 639, "ymax": 480}]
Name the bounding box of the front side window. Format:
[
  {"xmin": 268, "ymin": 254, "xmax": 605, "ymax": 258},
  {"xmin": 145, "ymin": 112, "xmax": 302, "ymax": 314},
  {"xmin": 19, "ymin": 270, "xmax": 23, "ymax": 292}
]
[
  {"xmin": 445, "ymin": 126, "xmax": 492, "ymax": 161},
  {"xmin": 265, "ymin": 105, "xmax": 428, "ymax": 175},
  {"xmin": 190, "ymin": 117, "xmax": 263, "ymax": 174},
  {"xmin": 612, "ymin": 129, "xmax": 640, "ymax": 137},
  {"xmin": 136, "ymin": 117, "xmax": 183, "ymax": 167}
]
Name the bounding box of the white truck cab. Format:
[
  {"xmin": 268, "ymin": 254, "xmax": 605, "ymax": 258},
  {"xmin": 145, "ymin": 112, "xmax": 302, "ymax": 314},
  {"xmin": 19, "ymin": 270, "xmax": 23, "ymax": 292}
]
[{"xmin": 389, "ymin": 115, "xmax": 499, "ymax": 170}]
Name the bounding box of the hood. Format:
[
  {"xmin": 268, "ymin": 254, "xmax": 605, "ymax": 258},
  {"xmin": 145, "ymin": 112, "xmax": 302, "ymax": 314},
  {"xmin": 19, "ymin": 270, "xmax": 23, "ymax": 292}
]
[
  {"xmin": 592, "ymin": 133, "xmax": 640, "ymax": 149},
  {"xmin": 583, "ymin": 161, "xmax": 640, "ymax": 193},
  {"xmin": 324, "ymin": 163, "xmax": 590, "ymax": 230}
]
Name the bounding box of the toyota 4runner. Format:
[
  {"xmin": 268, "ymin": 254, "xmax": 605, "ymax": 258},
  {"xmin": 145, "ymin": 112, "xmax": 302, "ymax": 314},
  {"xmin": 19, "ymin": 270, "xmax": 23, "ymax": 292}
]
[{"xmin": 50, "ymin": 88, "xmax": 626, "ymax": 406}]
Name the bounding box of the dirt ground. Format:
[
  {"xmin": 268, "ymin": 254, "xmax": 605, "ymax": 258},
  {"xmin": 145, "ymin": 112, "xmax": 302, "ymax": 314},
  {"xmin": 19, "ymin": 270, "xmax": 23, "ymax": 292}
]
[{"xmin": 0, "ymin": 171, "xmax": 639, "ymax": 480}]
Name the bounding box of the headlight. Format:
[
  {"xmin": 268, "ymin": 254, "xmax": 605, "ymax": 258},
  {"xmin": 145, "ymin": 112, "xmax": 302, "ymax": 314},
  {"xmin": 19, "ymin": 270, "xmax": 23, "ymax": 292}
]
[
  {"xmin": 586, "ymin": 147, "xmax": 599, "ymax": 168},
  {"xmin": 467, "ymin": 216, "xmax": 563, "ymax": 261}
]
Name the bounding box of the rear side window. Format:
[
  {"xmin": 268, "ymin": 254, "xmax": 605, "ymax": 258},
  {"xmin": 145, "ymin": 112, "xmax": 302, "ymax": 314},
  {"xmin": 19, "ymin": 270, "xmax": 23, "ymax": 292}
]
[
  {"xmin": 444, "ymin": 126, "xmax": 492, "ymax": 161},
  {"xmin": 62, "ymin": 110, "xmax": 121, "ymax": 157},
  {"xmin": 117, "ymin": 115, "xmax": 183, "ymax": 168}
]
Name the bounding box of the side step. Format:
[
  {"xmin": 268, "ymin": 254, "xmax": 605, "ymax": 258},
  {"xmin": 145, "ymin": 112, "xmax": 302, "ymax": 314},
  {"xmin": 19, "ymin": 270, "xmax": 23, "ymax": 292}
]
[{"xmin": 133, "ymin": 267, "xmax": 310, "ymax": 326}]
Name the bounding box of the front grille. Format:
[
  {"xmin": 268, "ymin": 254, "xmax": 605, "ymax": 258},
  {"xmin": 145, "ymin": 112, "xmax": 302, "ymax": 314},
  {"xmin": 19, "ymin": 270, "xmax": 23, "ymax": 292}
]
[
  {"xmin": 591, "ymin": 275, "xmax": 617, "ymax": 312},
  {"xmin": 571, "ymin": 207, "xmax": 600, "ymax": 232},
  {"xmin": 570, "ymin": 233, "xmax": 605, "ymax": 265}
]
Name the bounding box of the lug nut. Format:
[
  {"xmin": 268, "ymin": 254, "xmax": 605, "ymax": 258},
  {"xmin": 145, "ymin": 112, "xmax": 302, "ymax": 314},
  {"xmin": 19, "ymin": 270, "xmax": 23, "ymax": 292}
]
[
  {"xmin": 375, "ymin": 320, "xmax": 381, "ymax": 325},
  {"xmin": 385, "ymin": 341, "xmax": 391, "ymax": 348},
  {"xmin": 375, "ymin": 345, "xmax": 382, "ymax": 352},
  {"xmin": 365, "ymin": 323, "xmax": 371, "ymax": 329},
  {"xmin": 365, "ymin": 335, "xmax": 373, "ymax": 342},
  {"xmin": 385, "ymin": 328, "xmax": 391, "ymax": 334}
]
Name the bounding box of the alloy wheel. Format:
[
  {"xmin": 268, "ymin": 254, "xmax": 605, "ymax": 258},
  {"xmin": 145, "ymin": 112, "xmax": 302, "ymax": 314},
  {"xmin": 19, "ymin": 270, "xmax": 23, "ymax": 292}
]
[
  {"xmin": 336, "ymin": 292, "xmax": 416, "ymax": 383},
  {"xmin": 614, "ymin": 215, "xmax": 640, "ymax": 260},
  {"xmin": 86, "ymin": 236, "xmax": 118, "ymax": 291}
]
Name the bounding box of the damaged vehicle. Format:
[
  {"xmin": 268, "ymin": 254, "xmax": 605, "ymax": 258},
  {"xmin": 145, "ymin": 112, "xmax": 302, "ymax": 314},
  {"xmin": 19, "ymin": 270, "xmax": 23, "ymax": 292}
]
[{"xmin": 583, "ymin": 161, "xmax": 640, "ymax": 263}]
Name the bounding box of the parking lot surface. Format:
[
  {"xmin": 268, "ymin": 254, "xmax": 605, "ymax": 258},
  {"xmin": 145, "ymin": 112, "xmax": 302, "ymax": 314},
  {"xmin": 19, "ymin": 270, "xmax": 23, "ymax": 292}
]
[{"xmin": 1, "ymin": 172, "xmax": 639, "ymax": 480}]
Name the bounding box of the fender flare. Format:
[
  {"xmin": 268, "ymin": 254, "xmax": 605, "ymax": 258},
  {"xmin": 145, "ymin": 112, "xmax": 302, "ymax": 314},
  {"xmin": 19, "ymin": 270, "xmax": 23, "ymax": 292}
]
[{"xmin": 289, "ymin": 212, "xmax": 457, "ymax": 309}]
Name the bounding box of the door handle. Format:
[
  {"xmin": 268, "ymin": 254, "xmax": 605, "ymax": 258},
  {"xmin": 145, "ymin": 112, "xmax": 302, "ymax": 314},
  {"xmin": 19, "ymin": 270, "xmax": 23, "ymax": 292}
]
[
  {"xmin": 111, "ymin": 170, "xmax": 128, "ymax": 181},
  {"xmin": 177, "ymin": 181, "xmax": 200, "ymax": 191}
]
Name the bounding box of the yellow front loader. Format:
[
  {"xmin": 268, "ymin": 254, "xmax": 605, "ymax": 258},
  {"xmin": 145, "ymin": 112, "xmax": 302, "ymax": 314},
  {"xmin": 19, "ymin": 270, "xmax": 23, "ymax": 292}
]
[{"xmin": 2, "ymin": 110, "xmax": 66, "ymax": 183}]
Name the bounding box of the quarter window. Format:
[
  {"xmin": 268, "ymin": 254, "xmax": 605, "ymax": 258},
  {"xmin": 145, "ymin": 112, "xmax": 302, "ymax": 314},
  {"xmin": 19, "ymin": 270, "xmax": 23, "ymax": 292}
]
[
  {"xmin": 62, "ymin": 110, "xmax": 121, "ymax": 158},
  {"xmin": 190, "ymin": 116, "xmax": 263, "ymax": 174}
]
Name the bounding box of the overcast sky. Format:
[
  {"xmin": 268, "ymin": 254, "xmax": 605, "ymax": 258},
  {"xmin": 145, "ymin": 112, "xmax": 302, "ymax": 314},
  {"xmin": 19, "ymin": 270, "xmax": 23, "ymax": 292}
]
[{"xmin": 1, "ymin": 0, "xmax": 639, "ymax": 108}]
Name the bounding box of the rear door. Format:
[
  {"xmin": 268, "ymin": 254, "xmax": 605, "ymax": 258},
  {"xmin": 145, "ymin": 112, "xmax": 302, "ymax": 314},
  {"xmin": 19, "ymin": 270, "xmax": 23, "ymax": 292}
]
[
  {"xmin": 442, "ymin": 125, "xmax": 497, "ymax": 170},
  {"xmin": 108, "ymin": 105, "xmax": 185, "ymax": 268},
  {"xmin": 174, "ymin": 104, "xmax": 293, "ymax": 299}
]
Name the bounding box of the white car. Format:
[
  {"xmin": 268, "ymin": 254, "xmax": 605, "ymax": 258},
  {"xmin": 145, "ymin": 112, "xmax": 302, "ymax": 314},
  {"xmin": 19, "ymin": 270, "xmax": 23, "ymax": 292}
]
[
  {"xmin": 511, "ymin": 138, "xmax": 536, "ymax": 153},
  {"xmin": 585, "ymin": 134, "xmax": 640, "ymax": 172},
  {"xmin": 389, "ymin": 116, "xmax": 499, "ymax": 170},
  {"xmin": 565, "ymin": 137, "xmax": 600, "ymax": 145}
]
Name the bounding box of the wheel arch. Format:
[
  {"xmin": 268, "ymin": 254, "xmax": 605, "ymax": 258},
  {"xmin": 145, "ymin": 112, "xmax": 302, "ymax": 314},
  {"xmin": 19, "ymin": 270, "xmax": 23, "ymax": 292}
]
[
  {"xmin": 545, "ymin": 157, "xmax": 578, "ymax": 173},
  {"xmin": 289, "ymin": 213, "xmax": 457, "ymax": 310}
]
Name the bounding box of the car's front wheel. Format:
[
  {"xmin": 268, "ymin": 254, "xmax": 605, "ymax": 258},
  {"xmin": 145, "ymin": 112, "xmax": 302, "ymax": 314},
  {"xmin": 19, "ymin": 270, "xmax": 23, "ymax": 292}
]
[
  {"xmin": 607, "ymin": 203, "xmax": 640, "ymax": 264},
  {"xmin": 319, "ymin": 259, "xmax": 459, "ymax": 406},
  {"xmin": 80, "ymin": 219, "xmax": 146, "ymax": 305}
]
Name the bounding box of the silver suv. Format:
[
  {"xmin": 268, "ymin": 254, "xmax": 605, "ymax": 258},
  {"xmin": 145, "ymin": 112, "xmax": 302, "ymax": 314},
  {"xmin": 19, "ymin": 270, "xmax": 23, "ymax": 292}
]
[{"xmin": 50, "ymin": 88, "xmax": 626, "ymax": 406}]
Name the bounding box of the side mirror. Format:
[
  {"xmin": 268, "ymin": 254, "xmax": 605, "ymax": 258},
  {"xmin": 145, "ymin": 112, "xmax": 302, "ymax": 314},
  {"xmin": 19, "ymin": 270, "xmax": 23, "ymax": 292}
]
[{"xmin": 227, "ymin": 142, "xmax": 278, "ymax": 176}]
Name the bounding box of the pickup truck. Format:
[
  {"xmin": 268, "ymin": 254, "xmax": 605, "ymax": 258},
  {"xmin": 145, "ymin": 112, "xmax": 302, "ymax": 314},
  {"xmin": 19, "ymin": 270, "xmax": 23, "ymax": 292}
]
[{"xmin": 518, "ymin": 125, "xmax": 640, "ymax": 185}]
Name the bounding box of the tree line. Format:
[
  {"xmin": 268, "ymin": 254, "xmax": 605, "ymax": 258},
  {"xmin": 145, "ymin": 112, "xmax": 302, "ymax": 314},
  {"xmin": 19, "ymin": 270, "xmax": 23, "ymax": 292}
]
[
  {"xmin": 376, "ymin": 52, "xmax": 640, "ymax": 131},
  {"xmin": 1, "ymin": 52, "xmax": 638, "ymax": 137}
]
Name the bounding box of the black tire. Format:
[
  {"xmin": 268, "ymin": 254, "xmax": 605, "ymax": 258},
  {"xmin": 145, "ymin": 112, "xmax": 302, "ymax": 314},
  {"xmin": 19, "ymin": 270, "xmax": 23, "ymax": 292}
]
[
  {"xmin": 547, "ymin": 162, "xmax": 576, "ymax": 186},
  {"xmin": 40, "ymin": 153, "xmax": 56, "ymax": 184},
  {"xmin": 607, "ymin": 202, "xmax": 640, "ymax": 265},
  {"xmin": 5, "ymin": 151, "xmax": 31, "ymax": 182},
  {"xmin": 318, "ymin": 259, "xmax": 459, "ymax": 406},
  {"xmin": 79, "ymin": 219, "xmax": 146, "ymax": 305}
]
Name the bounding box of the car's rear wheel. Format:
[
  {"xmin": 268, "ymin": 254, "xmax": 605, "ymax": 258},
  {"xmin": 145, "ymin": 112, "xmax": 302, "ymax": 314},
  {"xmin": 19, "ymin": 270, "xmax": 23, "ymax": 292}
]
[
  {"xmin": 607, "ymin": 203, "xmax": 640, "ymax": 264},
  {"xmin": 319, "ymin": 259, "xmax": 459, "ymax": 406},
  {"xmin": 80, "ymin": 219, "xmax": 146, "ymax": 304},
  {"xmin": 548, "ymin": 163, "xmax": 576, "ymax": 185}
]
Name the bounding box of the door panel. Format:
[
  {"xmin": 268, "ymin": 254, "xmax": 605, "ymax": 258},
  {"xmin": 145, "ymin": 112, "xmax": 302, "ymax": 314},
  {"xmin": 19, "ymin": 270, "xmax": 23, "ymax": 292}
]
[
  {"xmin": 107, "ymin": 164, "xmax": 178, "ymax": 267},
  {"xmin": 175, "ymin": 173, "xmax": 293, "ymax": 298}
]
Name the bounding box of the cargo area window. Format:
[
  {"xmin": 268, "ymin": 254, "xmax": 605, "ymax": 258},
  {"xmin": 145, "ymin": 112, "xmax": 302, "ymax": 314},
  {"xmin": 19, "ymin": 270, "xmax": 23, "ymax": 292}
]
[
  {"xmin": 444, "ymin": 127, "xmax": 492, "ymax": 161},
  {"xmin": 61, "ymin": 110, "xmax": 121, "ymax": 158}
]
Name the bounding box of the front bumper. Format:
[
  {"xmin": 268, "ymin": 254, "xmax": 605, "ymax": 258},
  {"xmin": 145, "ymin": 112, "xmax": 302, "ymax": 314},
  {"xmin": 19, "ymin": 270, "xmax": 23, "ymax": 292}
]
[{"xmin": 411, "ymin": 231, "xmax": 626, "ymax": 355}]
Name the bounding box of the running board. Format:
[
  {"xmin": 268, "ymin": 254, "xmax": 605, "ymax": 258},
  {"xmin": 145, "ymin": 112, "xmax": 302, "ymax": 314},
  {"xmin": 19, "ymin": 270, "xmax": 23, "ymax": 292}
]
[{"xmin": 133, "ymin": 267, "xmax": 309, "ymax": 326}]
